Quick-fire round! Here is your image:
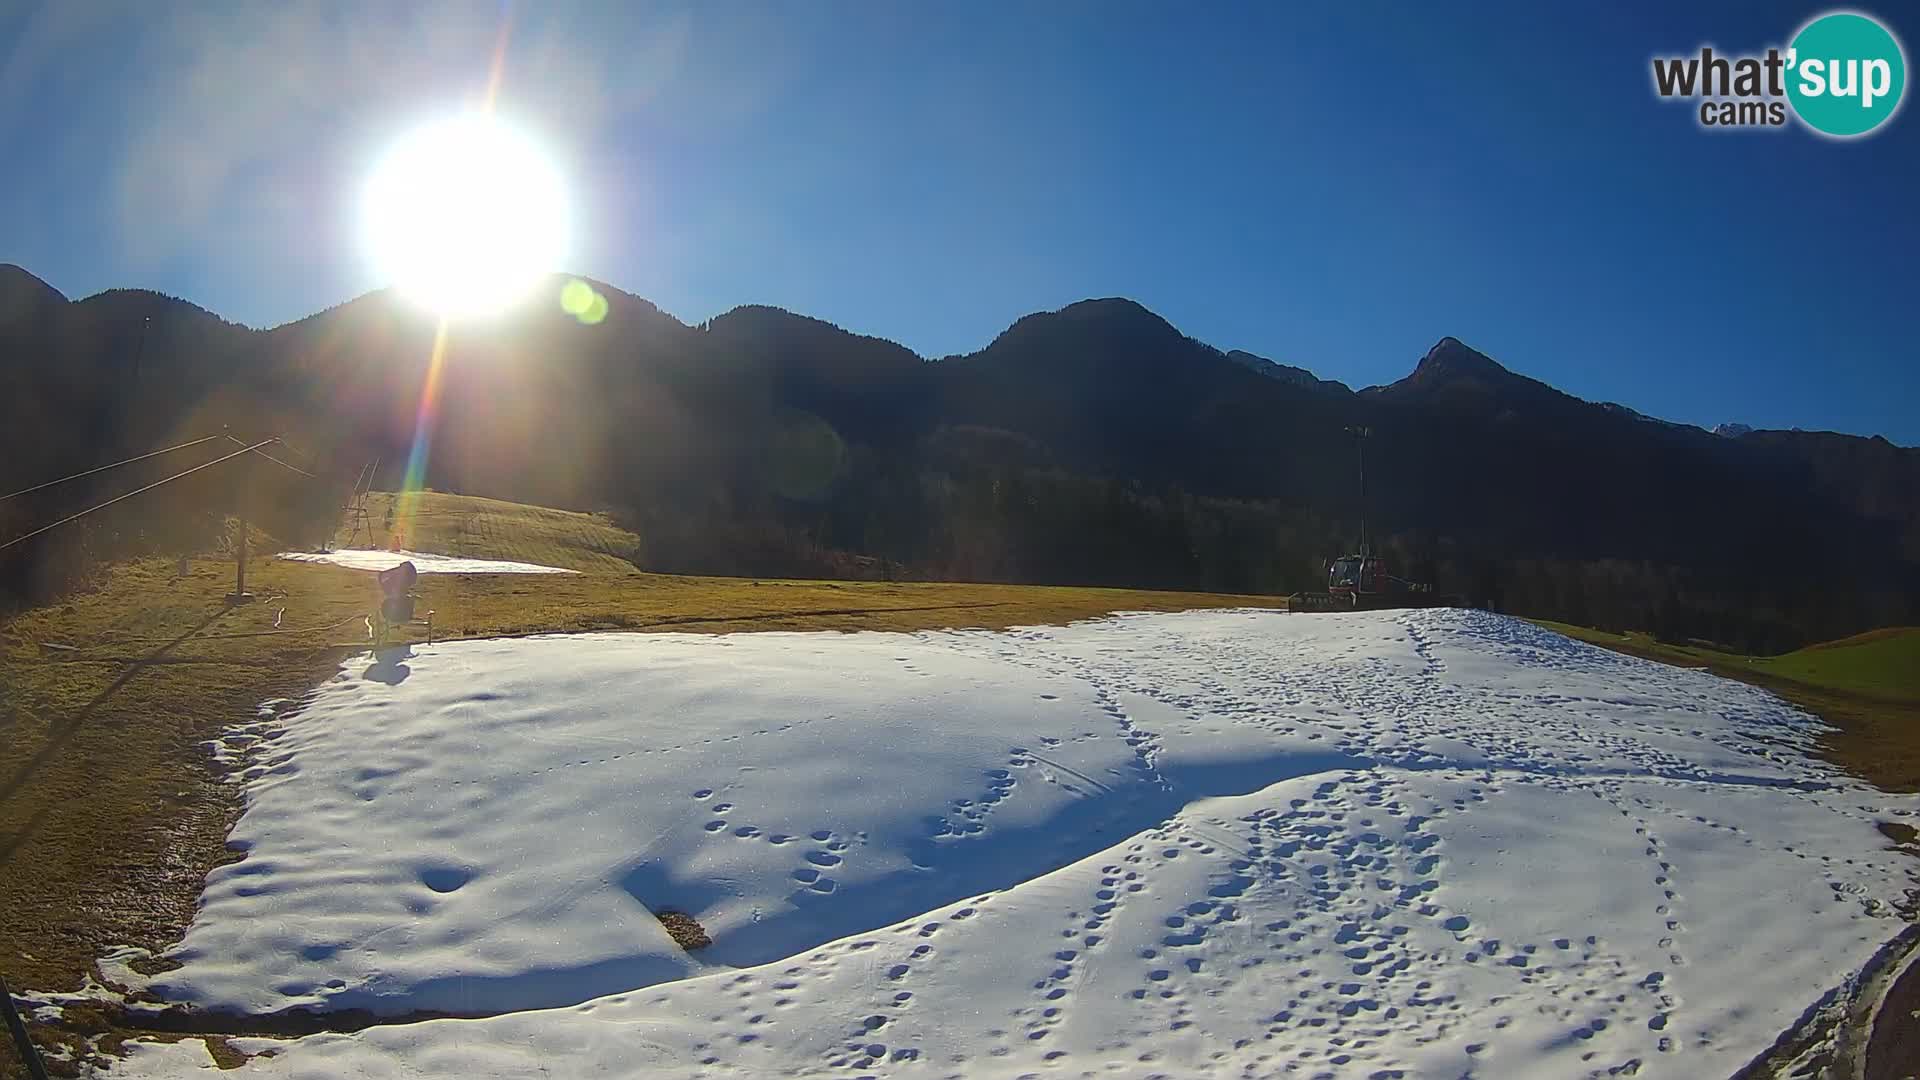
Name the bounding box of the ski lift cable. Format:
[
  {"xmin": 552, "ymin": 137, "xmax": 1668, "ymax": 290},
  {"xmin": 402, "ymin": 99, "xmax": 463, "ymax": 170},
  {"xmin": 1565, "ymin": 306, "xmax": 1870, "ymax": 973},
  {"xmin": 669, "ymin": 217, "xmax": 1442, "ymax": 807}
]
[
  {"xmin": 223, "ymin": 434, "xmax": 315, "ymax": 477},
  {"xmin": 0, "ymin": 433, "xmax": 226, "ymax": 503},
  {"xmin": 0, "ymin": 439, "xmax": 276, "ymax": 553}
]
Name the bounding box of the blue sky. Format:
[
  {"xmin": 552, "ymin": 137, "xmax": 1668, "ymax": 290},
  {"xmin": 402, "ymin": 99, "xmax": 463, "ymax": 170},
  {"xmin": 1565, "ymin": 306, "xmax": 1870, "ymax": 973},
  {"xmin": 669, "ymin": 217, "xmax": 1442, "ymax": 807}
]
[{"xmin": 3, "ymin": 1, "xmax": 1915, "ymax": 442}]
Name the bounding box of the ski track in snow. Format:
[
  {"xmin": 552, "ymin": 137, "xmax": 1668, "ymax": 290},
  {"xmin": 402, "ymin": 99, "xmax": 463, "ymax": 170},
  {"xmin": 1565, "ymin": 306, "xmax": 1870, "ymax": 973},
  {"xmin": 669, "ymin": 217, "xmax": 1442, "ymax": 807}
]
[{"xmin": 120, "ymin": 609, "xmax": 1918, "ymax": 1079}]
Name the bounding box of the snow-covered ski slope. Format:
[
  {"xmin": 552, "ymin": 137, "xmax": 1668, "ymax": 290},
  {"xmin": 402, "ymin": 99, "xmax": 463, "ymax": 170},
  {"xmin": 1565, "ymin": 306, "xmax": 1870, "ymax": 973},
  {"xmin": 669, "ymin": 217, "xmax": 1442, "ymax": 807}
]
[
  {"xmin": 125, "ymin": 609, "xmax": 1917, "ymax": 1078},
  {"xmin": 274, "ymin": 548, "xmax": 577, "ymax": 573}
]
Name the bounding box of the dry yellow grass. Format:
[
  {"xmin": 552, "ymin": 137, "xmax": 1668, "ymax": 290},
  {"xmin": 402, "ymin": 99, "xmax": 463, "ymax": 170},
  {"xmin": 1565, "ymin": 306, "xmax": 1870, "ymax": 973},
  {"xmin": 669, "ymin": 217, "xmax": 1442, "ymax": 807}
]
[{"xmin": 345, "ymin": 489, "xmax": 642, "ymax": 573}]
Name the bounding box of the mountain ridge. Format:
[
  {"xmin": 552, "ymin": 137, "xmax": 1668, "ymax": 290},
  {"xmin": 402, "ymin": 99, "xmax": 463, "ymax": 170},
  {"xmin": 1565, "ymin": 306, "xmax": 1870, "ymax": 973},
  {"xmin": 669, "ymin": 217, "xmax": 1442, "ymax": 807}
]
[
  {"xmin": 3, "ymin": 263, "xmax": 1915, "ymax": 653},
  {"xmin": 0, "ymin": 265, "xmax": 1904, "ymax": 448},
  {"xmin": 1224, "ymin": 350, "xmax": 1354, "ymax": 396}
]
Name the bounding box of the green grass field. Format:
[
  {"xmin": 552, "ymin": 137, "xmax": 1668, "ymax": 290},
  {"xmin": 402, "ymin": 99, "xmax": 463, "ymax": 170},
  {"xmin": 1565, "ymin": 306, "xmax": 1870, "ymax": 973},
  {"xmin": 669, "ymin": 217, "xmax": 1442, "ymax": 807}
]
[
  {"xmin": 1532, "ymin": 619, "xmax": 1920, "ymax": 793},
  {"xmin": 1753, "ymin": 627, "xmax": 1920, "ymax": 701}
]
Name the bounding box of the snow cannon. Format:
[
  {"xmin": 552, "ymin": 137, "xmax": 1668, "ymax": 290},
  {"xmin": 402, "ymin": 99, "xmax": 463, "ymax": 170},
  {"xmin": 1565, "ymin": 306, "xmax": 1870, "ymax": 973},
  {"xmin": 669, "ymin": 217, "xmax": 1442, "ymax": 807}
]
[{"xmin": 376, "ymin": 560, "xmax": 419, "ymax": 636}]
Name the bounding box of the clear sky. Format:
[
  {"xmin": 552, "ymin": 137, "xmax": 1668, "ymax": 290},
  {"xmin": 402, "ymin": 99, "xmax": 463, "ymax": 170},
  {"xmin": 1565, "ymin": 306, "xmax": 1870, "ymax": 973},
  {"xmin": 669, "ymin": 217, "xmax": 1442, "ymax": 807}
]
[{"xmin": 3, "ymin": 1, "xmax": 1915, "ymax": 442}]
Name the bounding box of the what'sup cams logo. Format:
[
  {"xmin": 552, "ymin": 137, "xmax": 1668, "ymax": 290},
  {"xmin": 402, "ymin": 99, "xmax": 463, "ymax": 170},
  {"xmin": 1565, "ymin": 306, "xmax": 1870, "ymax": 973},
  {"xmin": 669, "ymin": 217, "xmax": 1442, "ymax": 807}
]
[{"xmin": 1652, "ymin": 10, "xmax": 1906, "ymax": 137}]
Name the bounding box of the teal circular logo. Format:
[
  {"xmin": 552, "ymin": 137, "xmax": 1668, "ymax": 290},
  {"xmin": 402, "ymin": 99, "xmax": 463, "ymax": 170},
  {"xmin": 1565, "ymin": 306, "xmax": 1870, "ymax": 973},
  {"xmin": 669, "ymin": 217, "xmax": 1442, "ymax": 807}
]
[{"xmin": 1787, "ymin": 12, "xmax": 1906, "ymax": 137}]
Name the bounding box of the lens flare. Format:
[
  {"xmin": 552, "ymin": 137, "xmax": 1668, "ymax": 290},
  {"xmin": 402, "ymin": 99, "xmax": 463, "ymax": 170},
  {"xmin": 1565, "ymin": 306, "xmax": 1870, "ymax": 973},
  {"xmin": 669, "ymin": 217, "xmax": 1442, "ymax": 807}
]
[
  {"xmin": 560, "ymin": 278, "xmax": 594, "ymax": 315},
  {"xmin": 560, "ymin": 277, "xmax": 609, "ymax": 325},
  {"xmin": 388, "ymin": 322, "xmax": 452, "ymax": 551}
]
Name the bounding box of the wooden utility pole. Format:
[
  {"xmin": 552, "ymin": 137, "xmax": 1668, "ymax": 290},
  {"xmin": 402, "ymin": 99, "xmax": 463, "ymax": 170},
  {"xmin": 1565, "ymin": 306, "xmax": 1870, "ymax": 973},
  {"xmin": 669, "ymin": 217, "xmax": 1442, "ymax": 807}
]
[{"xmin": 228, "ymin": 444, "xmax": 254, "ymax": 605}]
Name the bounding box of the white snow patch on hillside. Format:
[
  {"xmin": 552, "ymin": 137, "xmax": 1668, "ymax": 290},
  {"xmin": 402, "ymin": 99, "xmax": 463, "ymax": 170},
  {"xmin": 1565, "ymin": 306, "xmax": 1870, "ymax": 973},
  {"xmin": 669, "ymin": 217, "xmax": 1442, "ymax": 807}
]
[
  {"xmin": 124, "ymin": 610, "xmax": 1919, "ymax": 1079},
  {"xmin": 274, "ymin": 549, "xmax": 577, "ymax": 574}
]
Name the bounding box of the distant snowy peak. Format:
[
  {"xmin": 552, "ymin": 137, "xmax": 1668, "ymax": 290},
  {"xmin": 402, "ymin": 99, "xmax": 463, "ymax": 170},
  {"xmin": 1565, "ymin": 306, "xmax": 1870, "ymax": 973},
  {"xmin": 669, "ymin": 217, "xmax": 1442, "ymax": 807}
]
[
  {"xmin": 1224, "ymin": 349, "xmax": 1353, "ymax": 395},
  {"xmin": 1714, "ymin": 422, "xmax": 1755, "ymax": 438}
]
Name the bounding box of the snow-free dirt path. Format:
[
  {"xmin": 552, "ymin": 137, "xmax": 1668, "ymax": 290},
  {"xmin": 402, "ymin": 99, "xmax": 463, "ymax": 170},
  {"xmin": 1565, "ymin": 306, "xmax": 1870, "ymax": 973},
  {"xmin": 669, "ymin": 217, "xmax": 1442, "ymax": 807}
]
[{"xmin": 118, "ymin": 609, "xmax": 1918, "ymax": 1078}]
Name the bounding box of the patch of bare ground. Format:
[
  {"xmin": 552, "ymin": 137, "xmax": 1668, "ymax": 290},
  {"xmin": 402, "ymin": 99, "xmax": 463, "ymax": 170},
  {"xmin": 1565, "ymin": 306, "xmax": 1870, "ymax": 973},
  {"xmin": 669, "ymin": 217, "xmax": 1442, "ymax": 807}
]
[{"xmin": 656, "ymin": 911, "xmax": 712, "ymax": 952}]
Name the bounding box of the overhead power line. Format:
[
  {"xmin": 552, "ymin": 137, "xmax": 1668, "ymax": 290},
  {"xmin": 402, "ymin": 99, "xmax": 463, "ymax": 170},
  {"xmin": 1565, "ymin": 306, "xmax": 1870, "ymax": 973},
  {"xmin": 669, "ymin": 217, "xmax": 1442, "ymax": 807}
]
[
  {"xmin": 0, "ymin": 439, "xmax": 275, "ymax": 554},
  {"xmin": 0, "ymin": 433, "xmax": 225, "ymax": 503},
  {"xmin": 225, "ymin": 434, "xmax": 315, "ymax": 478}
]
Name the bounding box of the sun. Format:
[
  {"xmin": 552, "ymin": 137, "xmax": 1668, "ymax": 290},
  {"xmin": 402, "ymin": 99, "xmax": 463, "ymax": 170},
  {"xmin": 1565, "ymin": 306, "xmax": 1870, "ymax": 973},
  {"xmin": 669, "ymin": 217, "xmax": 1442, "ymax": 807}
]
[{"xmin": 362, "ymin": 114, "xmax": 569, "ymax": 316}]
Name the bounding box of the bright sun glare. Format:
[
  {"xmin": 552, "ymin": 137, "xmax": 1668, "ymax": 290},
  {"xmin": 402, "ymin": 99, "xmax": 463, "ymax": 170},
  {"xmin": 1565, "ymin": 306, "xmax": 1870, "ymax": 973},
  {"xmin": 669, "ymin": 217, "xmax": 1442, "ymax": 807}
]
[{"xmin": 363, "ymin": 115, "xmax": 568, "ymax": 316}]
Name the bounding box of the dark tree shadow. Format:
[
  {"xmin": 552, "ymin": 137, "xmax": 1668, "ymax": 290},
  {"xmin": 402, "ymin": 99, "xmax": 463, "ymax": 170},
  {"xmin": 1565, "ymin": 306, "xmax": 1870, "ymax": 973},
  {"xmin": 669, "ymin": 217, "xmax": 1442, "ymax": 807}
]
[{"xmin": 0, "ymin": 604, "xmax": 233, "ymax": 861}]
